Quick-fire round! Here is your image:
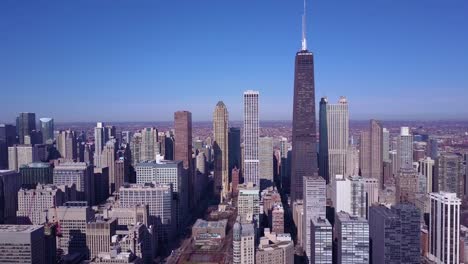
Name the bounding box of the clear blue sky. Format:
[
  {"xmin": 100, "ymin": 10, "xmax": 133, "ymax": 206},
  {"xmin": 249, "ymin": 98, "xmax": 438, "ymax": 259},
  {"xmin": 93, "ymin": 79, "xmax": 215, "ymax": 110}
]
[{"xmin": 1, "ymin": 0, "xmax": 467, "ymax": 122}]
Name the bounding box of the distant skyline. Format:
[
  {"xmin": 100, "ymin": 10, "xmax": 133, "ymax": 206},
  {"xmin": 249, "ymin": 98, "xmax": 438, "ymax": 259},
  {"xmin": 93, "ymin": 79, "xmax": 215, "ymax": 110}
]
[{"xmin": 1, "ymin": 0, "xmax": 467, "ymax": 122}]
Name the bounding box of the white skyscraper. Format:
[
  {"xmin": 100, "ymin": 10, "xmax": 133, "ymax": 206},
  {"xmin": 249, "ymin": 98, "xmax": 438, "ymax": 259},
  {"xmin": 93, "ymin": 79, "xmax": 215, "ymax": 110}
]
[
  {"xmin": 94, "ymin": 122, "xmax": 105, "ymax": 167},
  {"xmin": 398, "ymin": 127, "xmax": 413, "ymax": 170},
  {"xmin": 303, "ymin": 175, "xmax": 326, "ymax": 260},
  {"xmin": 243, "ymin": 90, "xmax": 259, "ymax": 187},
  {"xmin": 326, "ymin": 97, "xmax": 349, "ymax": 184},
  {"xmin": 237, "ymin": 183, "xmax": 260, "ymax": 224},
  {"xmin": 429, "ymin": 192, "xmax": 461, "ymax": 264},
  {"xmin": 419, "ymin": 157, "xmax": 435, "ymax": 193},
  {"xmin": 382, "ymin": 128, "xmax": 390, "ymax": 162}
]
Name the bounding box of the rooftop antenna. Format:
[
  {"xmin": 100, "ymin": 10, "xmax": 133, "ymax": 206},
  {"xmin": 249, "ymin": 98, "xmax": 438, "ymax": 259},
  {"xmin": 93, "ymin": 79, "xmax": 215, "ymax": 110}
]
[{"xmin": 301, "ymin": 0, "xmax": 308, "ymax": 51}]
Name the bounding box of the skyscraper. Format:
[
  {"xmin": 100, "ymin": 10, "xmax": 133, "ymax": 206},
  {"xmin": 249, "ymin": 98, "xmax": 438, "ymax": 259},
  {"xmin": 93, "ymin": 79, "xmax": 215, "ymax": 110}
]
[
  {"xmin": 336, "ymin": 211, "xmax": 369, "ymax": 264},
  {"xmin": 56, "ymin": 130, "xmax": 77, "ymax": 161},
  {"xmin": 302, "ymin": 175, "xmax": 326, "ymax": 260},
  {"xmin": 39, "ymin": 118, "xmax": 54, "ymax": 144},
  {"xmin": 382, "ymin": 128, "xmax": 390, "ymax": 162},
  {"xmin": 318, "ymin": 97, "xmax": 329, "ymax": 183},
  {"xmin": 418, "ymin": 157, "xmax": 434, "ymax": 193},
  {"xmin": 398, "ymin": 127, "xmax": 413, "ymax": 170},
  {"xmin": 94, "ymin": 122, "xmax": 105, "ymax": 167},
  {"xmin": 228, "ymin": 127, "xmax": 241, "ymax": 175},
  {"xmin": 174, "ymin": 111, "xmax": 193, "ymax": 207},
  {"xmin": 360, "ymin": 120, "xmax": 383, "ymax": 188},
  {"xmin": 259, "ymin": 137, "xmax": 273, "ymax": 189},
  {"xmin": 53, "ymin": 162, "xmax": 94, "ymax": 205},
  {"xmin": 213, "ymin": 101, "xmax": 229, "ymax": 200},
  {"xmin": 140, "ymin": 127, "xmax": 159, "ymax": 161},
  {"xmin": 291, "ymin": 5, "xmax": 318, "ymax": 201},
  {"xmin": 243, "ymin": 90, "xmax": 259, "ymax": 187},
  {"xmin": 310, "ymin": 217, "xmax": 333, "ymax": 264},
  {"xmin": 16, "ymin": 112, "xmax": 36, "ymax": 145},
  {"xmin": 326, "ymin": 97, "xmax": 349, "ymax": 184},
  {"xmin": 0, "ymin": 225, "xmax": 46, "ymax": 263},
  {"xmin": 429, "ymin": 192, "xmax": 460, "ymax": 264},
  {"xmin": 0, "ymin": 124, "xmax": 16, "ymax": 169},
  {"xmin": 434, "ymin": 153, "xmax": 463, "ymax": 197}
]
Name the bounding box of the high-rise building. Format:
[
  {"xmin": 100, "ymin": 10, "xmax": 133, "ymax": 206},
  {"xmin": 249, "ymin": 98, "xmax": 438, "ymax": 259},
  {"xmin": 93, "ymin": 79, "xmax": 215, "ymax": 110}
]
[
  {"xmin": 8, "ymin": 145, "xmax": 40, "ymax": 171},
  {"xmin": 228, "ymin": 127, "xmax": 241, "ymax": 175},
  {"xmin": 141, "ymin": 127, "xmax": 159, "ymax": 161},
  {"xmin": 310, "ymin": 217, "xmax": 332, "ymax": 264},
  {"xmin": 86, "ymin": 217, "xmax": 118, "ymax": 260},
  {"xmin": 240, "ymin": 222, "xmax": 255, "ymax": 264},
  {"xmin": 302, "ymin": 175, "xmax": 326, "ymax": 259},
  {"xmin": 318, "ymin": 97, "xmax": 329, "ymax": 183},
  {"xmin": 39, "ymin": 118, "xmax": 54, "ymax": 144},
  {"xmin": 101, "ymin": 141, "xmax": 116, "ymax": 194},
  {"xmin": 136, "ymin": 160, "xmax": 187, "ymax": 229},
  {"xmin": 94, "ymin": 122, "xmax": 105, "ymax": 167},
  {"xmin": 232, "ymin": 167, "xmax": 240, "ymax": 196},
  {"xmin": 174, "ymin": 111, "xmax": 193, "ymax": 207},
  {"xmin": 259, "ymin": 137, "xmax": 273, "ymax": 189},
  {"xmin": 57, "ymin": 130, "xmax": 77, "ymax": 161},
  {"xmin": 16, "ymin": 112, "xmax": 36, "ymax": 145},
  {"xmin": 333, "ymin": 175, "xmax": 366, "ymax": 218},
  {"xmin": 256, "ymin": 230, "xmax": 294, "ymax": 264},
  {"xmin": 360, "ymin": 120, "xmax": 383, "ymax": 187},
  {"xmin": 326, "ymin": 97, "xmax": 349, "ymax": 185},
  {"xmin": 398, "ymin": 127, "xmax": 413, "ymax": 170},
  {"xmin": 336, "ymin": 211, "xmax": 369, "ymax": 264},
  {"xmin": 53, "ymin": 162, "xmax": 94, "ymax": 205},
  {"xmin": 434, "ymin": 153, "xmax": 463, "ymax": 197},
  {"xmin": 19, "ymin": 162, "xmax": 53, "ymax": 186},
  {"xmin": 291, "ymin": 6, "xmax": 318, "ymax": 202},
  {"xmin": 237, "ymin": 183, "xmax": 260, "ymax": 224},
  {"xmin": 119, "ymin": 183, "xmax": 175, "ymax": 245},
  {"xmin": 419, "ymin": 157, "xmax": 435, "ymax": 193},
  {"xmin": 114, "ymin": 157, "xmax": 128, "ymax": 195},
  {"xmin": 429, "ymin": 192, "xmax": 461, "ymax": 264},
  {"xmin": 383, "ymin": 128, "xmax": 390, "ymax": 162},
  {"xmin": 121, "ymin": 131, "xmax": 132, "ymax": 145},
  {"xmin": 396, "ymin": 167, "xmax": 419, "ymax": 204},
  {"xmin": 213, "ymin": 101, "xmax": 229, "ymax": 200},
  {"xmin": 0, "ymin": 124, "xmax": 16, "ymax": 169},
  {"xmin": 93, "ymin": 167, "xmax": 109, "ymax": 204},
  {"xmin": 17, "ymin": 184, "xmax": 65, "ymax": 225},
  {"xmin": 243, "ymin": 90, "xmax": 260, "ymax": 187},
  {"xmin": 0, "ymin": 170, "xmax": 22, "ymax": 224},
  {"xmin": 369, "ymin": 204, "xmax": 421, "ymax": 264},
  {"xmin": 54, "ymin": 202, "xmax": 95, "ymax": 257},
  {"xmin": 427, "ymin": 138, "xmax": 439, "ymax": 160},
  {"xmin": 0, "ymin": 225, "xmax": 46, "ymax": 263},
  {"xmin": 130, "ymin": 132, "xmax": 142, "ymax": 166},
  {"xmin": 271, "ymin": 203, "xmax": 284, "ymax": 234},
  {"xmin": 233, "ymin": 218, "xmax": 242, "ymax": 264}
]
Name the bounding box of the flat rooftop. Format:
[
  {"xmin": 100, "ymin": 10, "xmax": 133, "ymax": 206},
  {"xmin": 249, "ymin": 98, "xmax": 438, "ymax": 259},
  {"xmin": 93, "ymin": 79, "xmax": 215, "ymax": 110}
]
[
  {"xmin": 0, "ymin": 225, "xmax": 43, "ymax": 233},
  {"xmin": 193, "ymin": 219, "xmax": 228, "ymax": 229}
]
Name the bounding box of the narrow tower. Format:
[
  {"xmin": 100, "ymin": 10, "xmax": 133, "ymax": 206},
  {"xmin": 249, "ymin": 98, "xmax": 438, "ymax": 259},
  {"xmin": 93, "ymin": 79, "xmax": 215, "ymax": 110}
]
[{"xmin": 213, "ymin": 101, "xmax": 229, "ymax": 201}]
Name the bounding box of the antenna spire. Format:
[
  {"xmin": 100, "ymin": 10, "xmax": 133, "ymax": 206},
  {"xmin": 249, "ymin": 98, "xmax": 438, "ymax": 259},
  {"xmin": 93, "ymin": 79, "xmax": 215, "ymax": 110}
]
[{"xmin": 301, "ymin": 0, "xmax": 307, "ymax": 51}]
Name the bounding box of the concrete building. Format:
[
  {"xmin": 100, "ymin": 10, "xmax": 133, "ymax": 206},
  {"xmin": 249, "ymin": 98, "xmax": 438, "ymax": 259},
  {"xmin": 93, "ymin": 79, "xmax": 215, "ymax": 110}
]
[
  {"xmin": 192, "ymin": 219, "xmax": 228, "ymax": 247},
  {"xmin": 360, "ymin": 120, "xmax": 383, "ymax": 188},
  {"xmin": 271, "ymin": 203, "xmax": 285, "ymax": 234},
  {"xmin": 383, "ymin": 127, "xmax": 390, "ymax": 162},
  {"xmin": 94, "ymin": 122, "xmax": 105, "ymax": 168},
  {"xmin": 237, "ymin": 183, "xmax": 260, "ymax": 224},
  {"xmin": 100, "ymin": 141, "xmax": 116, "ymax": 194},
  {"xmin": 54, "ymin": 162, "xmax": 94, "ymax": 205},
  {"xmin": 434, "ymin": 153, "xmax": 464, "ymax": 197},
  {"xmin": 213, "ymin": 101, "xmax": 229, "ymax": 201},
  {"xmin": 333, "ymin": 175, "xmax": 366, "ymax": 218},
  {"xmin": 140, "ymin": 127, "xmax": 160, "ymax": 161},
  {"xmin": 292, "ymin": 200, "xmax": 304, "ymax": 246},
  {"xmin": 256, "ymin": 229, "xmax": 294, "ymax": 264},
  {"xmin": 419, "ymin": 157, "xmax": 435, "ymax": 193},
  {"xmin": 232, "ymin": 167, "xmax": 240, "ymax": 196},
  {"xmin": 326, "ymin": 97, "xmax": 349, "ymax": 185},
  {"xmin": 310, "ymin": 217, "xmax": 332, "ymax": 264},
  {"xmin": 0, "ymin": 225, "xmax": 45, "ymax": 263},
  {"xmin": 54, "ymin": 202, "xmax": 95, "ymax": 257},
  {"xmin": 57, "ymin": 130, "xmax": 77, "ymax": 161},
  {"xmin": 136, "ymin": 159, "xmax": 186, "ymax": 229},
  {"xmin": 336, "ymin": 211, "xmax": 369, "ymax": 264},
  {"xmin": 119, "ymin": 183, "xmax": 175, "ymax": 245},
  {"xmin": 398, "ymin": 127, "xmax": 414, "ymax": 170},
  {"xmin": 429, "ymin": 192, "xmax": 460, "ymax": 264},
  {"xmin": 17, "ymin": 184, "xmax": 65, "ymax": 224},
  {"xmin": 396, "ymin": 167, "xmax": 419, "ymax": 204},
  {"xmin": 259, "ymin": 137, "xmax": 274, "ymax": 189},
  {"xmin": 243, "ymin": 90, "xmax": 260, "ymax": 187},
  {"xmin": 8, "ymin": 145, "xmax": 40, "ymax": 171},
  {"xmin": 303, "ymin": 175, "xmax": 326, "ymax": 260},
  {"xmin": 106, "ymin": 204, "xmax": 149, "ymax": 228},
  {"xmin": 174, "ymin": 111, "xmax": 193, "ymax": 208},
  {"xmin": 114, "ymin": 157, "xmax": 129, "ymax": 195},
  {"xmin": 87, "ymin": 217, "xmax": 118, "ymax": 260},
  {"xmin": 240, "ymin": 222, "xmax": 255, "ymax": 264},
  {"xmin": 130, "ymin": 132, "xmax": 142, "ymax": 166}
]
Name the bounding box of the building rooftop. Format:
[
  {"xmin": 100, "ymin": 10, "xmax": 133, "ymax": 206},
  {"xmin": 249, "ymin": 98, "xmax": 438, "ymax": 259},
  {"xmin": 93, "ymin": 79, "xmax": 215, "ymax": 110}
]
[
  {"xmin": 20, "ymin": 162, "xmax": 51, "ymax": 168},
  {"xmin": 336, "ymin": 211, "xmax": 367, "ymax": 222},
  {"xmin": 0, "ymin": 225, "xmax": 43, "ymax": 233},
  {"xmin": 241, "ymin": 223, "xmax": 255, "ymax": 236},
  {"xmin": 193, "ymin": 219, "xmax": 228, "ymax": 229}
]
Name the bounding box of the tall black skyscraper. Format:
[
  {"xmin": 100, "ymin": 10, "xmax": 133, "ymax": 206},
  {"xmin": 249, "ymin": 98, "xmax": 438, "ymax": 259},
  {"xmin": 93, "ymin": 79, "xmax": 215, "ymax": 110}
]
[
  {"xmin": 16, "ymin": 112, "xmax": 36, "ymax": 144},
  {"xmin": 291, "ymin": 2, "xmax": 318, "ymax": 201},
  {"xmin": 228, "ymin": 127, "xmax": 241, "ymax": 177},
  {"xmin": 0, "ymin": 124, "xmax": 17, "ymax": 169},
  {"xmin": 318, "ymin": 97, "xmax": 329, "ymax": 183}
]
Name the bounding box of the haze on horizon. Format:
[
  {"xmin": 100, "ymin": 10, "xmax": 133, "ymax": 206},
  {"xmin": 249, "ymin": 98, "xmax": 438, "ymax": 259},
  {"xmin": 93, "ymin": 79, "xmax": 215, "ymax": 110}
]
[{"xmin": 1, "ymin": 0, "xmax": 467, "ymax": 123}]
